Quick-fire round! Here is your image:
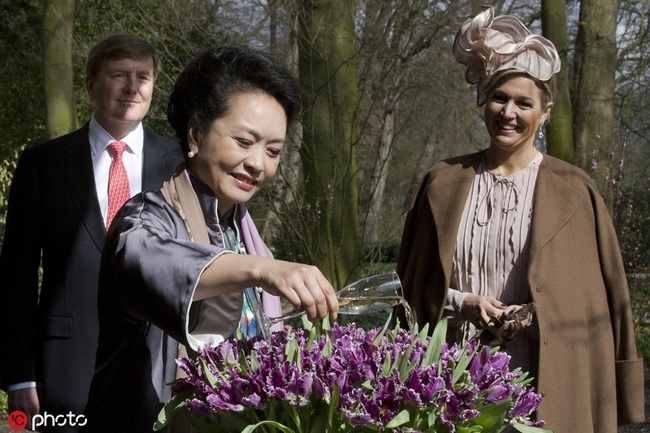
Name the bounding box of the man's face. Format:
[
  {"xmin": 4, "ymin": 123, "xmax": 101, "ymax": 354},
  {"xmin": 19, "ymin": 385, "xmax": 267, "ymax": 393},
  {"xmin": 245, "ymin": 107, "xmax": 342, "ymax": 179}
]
[{"xmin": 86, "ymin": 56, "xmax": 155, "ymax": 139}]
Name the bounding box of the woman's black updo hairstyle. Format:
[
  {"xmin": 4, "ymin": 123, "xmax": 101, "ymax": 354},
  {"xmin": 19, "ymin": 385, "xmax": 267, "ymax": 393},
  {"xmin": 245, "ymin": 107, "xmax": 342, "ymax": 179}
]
[{"xmin": 167, "ymin": 45, "xmax": 302, "ymax": 158}]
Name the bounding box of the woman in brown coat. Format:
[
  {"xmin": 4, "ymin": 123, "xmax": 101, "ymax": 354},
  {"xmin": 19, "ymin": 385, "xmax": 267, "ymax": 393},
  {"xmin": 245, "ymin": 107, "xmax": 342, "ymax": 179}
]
[{"xmin": 396, "ymin": 6, "xmax": 644, "ymax": 432}]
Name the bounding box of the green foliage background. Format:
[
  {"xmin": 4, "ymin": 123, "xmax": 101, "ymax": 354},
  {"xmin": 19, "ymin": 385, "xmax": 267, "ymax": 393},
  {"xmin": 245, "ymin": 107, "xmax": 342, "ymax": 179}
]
[{"xmin": 0, "ymin": 0, "xmax": 46, "ymax": 162}]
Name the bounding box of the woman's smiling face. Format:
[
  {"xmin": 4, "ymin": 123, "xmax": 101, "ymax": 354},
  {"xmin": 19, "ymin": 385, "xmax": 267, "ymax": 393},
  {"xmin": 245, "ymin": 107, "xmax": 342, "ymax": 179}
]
[
  {"xmin": 483, "ymin": 74, "xmax": 553, "ymax": 155},
  {"xmin": 187, "ymin": 91, "xmax": 287, "ymax": 214}
]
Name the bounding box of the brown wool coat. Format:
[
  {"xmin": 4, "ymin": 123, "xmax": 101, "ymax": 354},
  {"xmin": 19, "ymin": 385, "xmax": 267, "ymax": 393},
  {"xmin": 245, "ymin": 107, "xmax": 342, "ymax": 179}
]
[{"xmin": 397, "ymin": 151, "xmax": 644, "ymax": 433}]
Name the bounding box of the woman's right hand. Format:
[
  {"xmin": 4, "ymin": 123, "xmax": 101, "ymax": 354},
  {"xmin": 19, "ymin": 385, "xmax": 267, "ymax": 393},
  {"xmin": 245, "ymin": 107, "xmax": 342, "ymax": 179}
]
[
  {"xmin": 257, "ymin": 259, "xmax": 339, "ymax": 321},
  {"xmin": 460, "ymin": 294, "xmax": 508, "ymax": 328},
  {"xmin": 196, "ymin": 254, "xmax": 338, "ymax": 321}
]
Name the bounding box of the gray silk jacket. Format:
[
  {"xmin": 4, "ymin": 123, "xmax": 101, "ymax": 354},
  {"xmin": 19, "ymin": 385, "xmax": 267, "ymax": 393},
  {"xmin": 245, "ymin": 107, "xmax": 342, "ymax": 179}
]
[{"xmin": 84, "ymin": 170, "xmax": 249, "ymax": 433}]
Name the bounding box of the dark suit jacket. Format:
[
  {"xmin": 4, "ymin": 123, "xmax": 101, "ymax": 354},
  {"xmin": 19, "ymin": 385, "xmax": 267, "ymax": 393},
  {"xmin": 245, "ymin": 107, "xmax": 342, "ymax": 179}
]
[{"xmin": 0, "ymin": 122, "xmax": 183, "ymax": 427}]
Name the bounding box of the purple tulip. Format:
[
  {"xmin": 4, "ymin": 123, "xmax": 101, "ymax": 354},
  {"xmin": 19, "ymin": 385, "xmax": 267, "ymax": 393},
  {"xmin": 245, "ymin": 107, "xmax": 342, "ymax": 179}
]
[{"xmin": 167, "ymin": 321, "xmax": 546, "ymax": 432}]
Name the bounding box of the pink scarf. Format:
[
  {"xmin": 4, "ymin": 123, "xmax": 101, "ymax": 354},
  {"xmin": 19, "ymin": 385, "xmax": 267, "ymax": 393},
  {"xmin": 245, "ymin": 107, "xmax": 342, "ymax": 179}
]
[{"xmin": 237, "ymin": 204, "xmax": 283, "ymax": 331}]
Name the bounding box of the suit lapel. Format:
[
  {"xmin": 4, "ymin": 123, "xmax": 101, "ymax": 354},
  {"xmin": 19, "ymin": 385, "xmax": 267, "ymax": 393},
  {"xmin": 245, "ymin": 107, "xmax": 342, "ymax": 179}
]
[
  {"xmin": 61, "ymin": 124, "xmax": 106, "ymax": 251},
  {"xmin": 528, "ymin": 157, "xmax": 583, "ymax": 263},
  {"xmin": 58, "ymin": 126, "xmax": 179, "ymax": 253},
  {"xmin": 142, "ymin": 129, "xmax": 180, "ymax": 191}
]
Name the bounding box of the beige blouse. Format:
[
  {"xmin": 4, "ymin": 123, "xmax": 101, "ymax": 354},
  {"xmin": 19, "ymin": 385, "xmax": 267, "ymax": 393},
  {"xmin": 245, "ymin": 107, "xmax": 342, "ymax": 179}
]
[{"xmin": 445, "ymin": 151, "xmax": 543, "ymax": 370}]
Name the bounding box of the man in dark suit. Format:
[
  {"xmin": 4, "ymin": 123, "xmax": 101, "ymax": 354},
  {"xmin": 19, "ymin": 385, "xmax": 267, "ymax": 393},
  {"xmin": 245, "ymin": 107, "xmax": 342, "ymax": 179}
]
[{"xmin": 0, "ymin": 33, "xmax": 183, "ymax": 432}]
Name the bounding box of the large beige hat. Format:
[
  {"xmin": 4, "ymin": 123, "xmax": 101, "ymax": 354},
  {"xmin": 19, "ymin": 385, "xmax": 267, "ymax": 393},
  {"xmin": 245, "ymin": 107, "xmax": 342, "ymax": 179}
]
[{"xmin": 452, "ymin": 5, "xmax": 561, "ymax": 105}]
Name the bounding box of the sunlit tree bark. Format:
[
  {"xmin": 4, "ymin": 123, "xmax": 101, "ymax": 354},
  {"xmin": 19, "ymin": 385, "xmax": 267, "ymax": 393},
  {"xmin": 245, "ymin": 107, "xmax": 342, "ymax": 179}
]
[
  {"xmin": 297, "ymin": 0, "xmax": 360, "ymax": 287},
  {"xmin": 43, "ymin": 0, "xmax": 77, "ymax": 139},
  {"xmin": 542, "ymin": 0, "xmax": 574, "ymax": 163},
  {"xmin": 572, "ymin": 0, "xmax": 621, "ymax": 200}
]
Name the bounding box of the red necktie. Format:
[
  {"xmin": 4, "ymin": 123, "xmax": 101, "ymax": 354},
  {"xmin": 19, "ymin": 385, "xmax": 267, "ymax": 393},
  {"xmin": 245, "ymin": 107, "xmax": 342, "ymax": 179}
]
[{"xmin": 106, "ymin": 141, "xmax": 131, "ymax": 229}]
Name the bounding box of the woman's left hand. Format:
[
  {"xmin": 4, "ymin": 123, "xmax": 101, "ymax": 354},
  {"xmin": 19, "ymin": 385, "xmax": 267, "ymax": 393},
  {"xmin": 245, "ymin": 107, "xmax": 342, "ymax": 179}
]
[{"xmin": 460, "ymin": 294, "xmax": 508, "ymax": 328}]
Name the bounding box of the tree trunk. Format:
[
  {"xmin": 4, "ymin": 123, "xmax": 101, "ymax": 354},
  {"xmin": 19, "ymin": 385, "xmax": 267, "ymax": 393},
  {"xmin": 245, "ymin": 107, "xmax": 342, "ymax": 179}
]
[
  {"xmin": 297, "ymin": 0, "xmax": 360, "ymax": 288},
  {"xmin": 542, "ymin": 0, "xmax": 574, "ymax": 163},
  {"xmin": 572, "ymin": 0, "xmax": 620, "ymax": 205},
  {"xmin": 366, "ymin": 109, "xmax": 394, "ymax": 242},
  {"xmin": 43, "ymin": 0, "xmax": 77, "ymax": 139},
  {"xmin": 359, "ymin": 0, "xmax": 438, "ymax": 243}
]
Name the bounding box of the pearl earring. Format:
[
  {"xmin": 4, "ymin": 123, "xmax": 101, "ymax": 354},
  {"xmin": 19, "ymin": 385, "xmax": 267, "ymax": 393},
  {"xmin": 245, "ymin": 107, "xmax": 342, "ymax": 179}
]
[
  {"xmin": 538, "ymin": 125, "xmax": 544, "ymax": 139},
  {"xmin": 187, "ymin": 150, "xmax": 195, "ymax": 158}
]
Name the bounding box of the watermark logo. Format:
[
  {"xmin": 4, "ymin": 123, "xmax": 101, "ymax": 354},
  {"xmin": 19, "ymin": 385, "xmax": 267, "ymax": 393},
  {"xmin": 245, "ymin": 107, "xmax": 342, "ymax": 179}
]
[
  {"xmin": 7, "ymin": 411, "xmax": 28, "ymax": 430},
  {"xmin": 6, "ymin": 411, "xmax": 87, "ymax": 430}
]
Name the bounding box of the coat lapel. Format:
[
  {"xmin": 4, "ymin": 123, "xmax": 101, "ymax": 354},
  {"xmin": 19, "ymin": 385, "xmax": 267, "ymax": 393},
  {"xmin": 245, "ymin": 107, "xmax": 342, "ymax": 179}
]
[
  {"xmin": 528, "ymin": 157, "xmax": 584, "ymax": 263},
  {"xmin": 60, "ymin": 124, "xmax": 106, "ymax": 251},
  {"xmin": 429, "ymin": 152, "xmax": 483, "ymax": 285},
  {"xmin": 427, "ymin": 151, "xmax": 584, "ymax": 286}
]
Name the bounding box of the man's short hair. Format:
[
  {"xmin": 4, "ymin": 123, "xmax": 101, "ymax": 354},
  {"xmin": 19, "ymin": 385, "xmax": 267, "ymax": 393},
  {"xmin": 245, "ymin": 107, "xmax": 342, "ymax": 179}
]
[{"xmin": 86, "ymin": 33, "xmax": 160, "ymax": 79}]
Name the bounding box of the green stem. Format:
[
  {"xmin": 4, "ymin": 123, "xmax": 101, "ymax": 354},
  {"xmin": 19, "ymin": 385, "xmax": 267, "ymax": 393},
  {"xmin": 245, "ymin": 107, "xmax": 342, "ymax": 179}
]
[{"xmin": 291, "ymin": 405, "xmax": 304, "ymax": 433}]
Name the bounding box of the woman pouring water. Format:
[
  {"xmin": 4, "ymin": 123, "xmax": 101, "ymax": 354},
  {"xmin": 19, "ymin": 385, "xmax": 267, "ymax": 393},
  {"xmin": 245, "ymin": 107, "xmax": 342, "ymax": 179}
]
[{"xmin": 83, "ymin": 45, "xmax": 339, "ymax": 433}]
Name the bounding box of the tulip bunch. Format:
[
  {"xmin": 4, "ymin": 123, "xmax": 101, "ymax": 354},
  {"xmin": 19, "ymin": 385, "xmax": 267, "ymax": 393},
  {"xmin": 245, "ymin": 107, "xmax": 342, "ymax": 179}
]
[{"xmin": 155, "ymin": 318, "xmax": 550, "ymax": 433}]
